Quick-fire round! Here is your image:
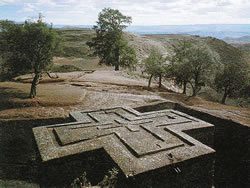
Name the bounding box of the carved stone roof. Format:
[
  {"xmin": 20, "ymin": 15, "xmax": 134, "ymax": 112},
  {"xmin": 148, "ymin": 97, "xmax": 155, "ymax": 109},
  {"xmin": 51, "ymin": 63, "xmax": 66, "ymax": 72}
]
[{"xmin": 33, "ymin": 106, "xmax": 215, "ymax": 177}]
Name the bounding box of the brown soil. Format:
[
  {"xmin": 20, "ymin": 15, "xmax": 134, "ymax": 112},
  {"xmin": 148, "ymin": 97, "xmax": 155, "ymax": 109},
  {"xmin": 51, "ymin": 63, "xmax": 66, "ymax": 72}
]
[{"xmin": 0, "ymin": 70, "xmax": 249, "ymax": 126}]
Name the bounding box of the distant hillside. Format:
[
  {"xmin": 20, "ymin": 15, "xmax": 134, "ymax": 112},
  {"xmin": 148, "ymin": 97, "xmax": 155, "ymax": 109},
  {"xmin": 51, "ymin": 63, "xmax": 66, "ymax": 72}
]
[
  {"xmin": 224, "ymin": 36, "xmax": 250, "ymax": 44},
  {"xmin": 54, "ymin": 29, "xmax": 244, "ymax": 65},
  {"xmin": 238, "ymin": 43, "xmax": 250, "ymax": 52},
  {"xmin": 54, "ymin": 29, "xmax": 95, "ymax": 58},
  {"xmin": 131, "ymin": 34, "xmax": 244, "ymax": 64},
  {"xmin": 54, "ymin": 28, "xmax": 169, "ymax": 60}
]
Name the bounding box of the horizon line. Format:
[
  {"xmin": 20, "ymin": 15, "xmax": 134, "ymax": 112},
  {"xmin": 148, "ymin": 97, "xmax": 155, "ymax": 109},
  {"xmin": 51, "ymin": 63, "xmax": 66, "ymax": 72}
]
[
  {"xmin": 7, "ymin": 20, "xmax": 250, "ymax": 27},
  {"xmin": 52, "ymin": 23, "xmax": 250, "ymax": 26}
]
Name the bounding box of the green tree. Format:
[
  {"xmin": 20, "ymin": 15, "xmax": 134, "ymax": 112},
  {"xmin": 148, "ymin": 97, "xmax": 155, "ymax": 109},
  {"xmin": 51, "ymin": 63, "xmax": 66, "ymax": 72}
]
[
  {"xmin": 188, "ymin": 44, "xmax": 219, "ymax": 96},
  {"xmin": 215, "ymin": 57, "xmax": 249, "ymax": 104},
  {"xmin": 0, "ymin": 20, "xmax": 32, "ymax": 76},
  {"xmin": 144, "ymin": 49, "xmax": 168, "ymax": 88},
  {"xmin": 207, "ymin": 38, "xmax": 250, "ymax": 104},
  {"xmin": 87, "ymin": 8, "xmax": 136, "ymax": 70},
  {"xmin": 170, "ymin": 41, "xmax": 219, "ymax": 96},
  {"xmin": 169, "ymin": 40, "xmax": 193, "ymax": 94},
  {"xmin": 119, "ymin": 39, "xmax": 137, "ymax": 70},
  {"xmin": 0, "ymin": 19, "xmax": 58, "ymax": 98}
]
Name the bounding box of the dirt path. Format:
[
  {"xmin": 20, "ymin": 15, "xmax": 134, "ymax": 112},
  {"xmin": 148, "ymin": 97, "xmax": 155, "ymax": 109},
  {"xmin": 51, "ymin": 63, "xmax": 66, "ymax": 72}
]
[
  {"xmin": 0, "ymin": 70, "xmax": 249, "ymax": 125},
  {"xmin": 74, "ymin": 70, "xmax": 150, "ymax": 86}
]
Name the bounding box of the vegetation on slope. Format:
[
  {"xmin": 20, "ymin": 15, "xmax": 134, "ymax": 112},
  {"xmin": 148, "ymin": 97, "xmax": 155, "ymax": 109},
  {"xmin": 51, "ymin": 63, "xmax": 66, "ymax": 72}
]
[
  {"xmin": 54, "ymin": 28, "xmax": 95, "ymax": 58},
  {"xmin": 87, "ymin": 8, "xmax": 137, "ymax": 71}
]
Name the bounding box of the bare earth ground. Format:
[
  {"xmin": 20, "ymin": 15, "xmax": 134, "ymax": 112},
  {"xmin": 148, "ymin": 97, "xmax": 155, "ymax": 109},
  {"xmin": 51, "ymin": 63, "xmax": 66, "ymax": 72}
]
[
  {"xmin": 0, "ymin": 70, "xmax": 162, "ymax": 120},
  {"xmin": 0, "ymin": 69, "xmax": 249, "ymax": 126}
]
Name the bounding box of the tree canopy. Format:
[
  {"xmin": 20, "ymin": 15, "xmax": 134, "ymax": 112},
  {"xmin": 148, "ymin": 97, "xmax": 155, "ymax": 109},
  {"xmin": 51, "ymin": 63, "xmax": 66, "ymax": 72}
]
[
  {"xmin": 215, "ymin": 53, "xmax": 249, "ymax": 104},
  {"xmin": 144, "ymin": 49, "xmax": 168, "ymax": 88},
  {"xmin": 0, "ymin": 20, "xmax": 32, "ymax": 76},
  {"xmin": 0, "ymin": 19, "xmax": 58, "ymax": 98},
  {"xmin": 168, "ymin": 40, "xmax": 193, "ymax": 94},
  {"xmin": 169, "ymin": 40, "xmax": 219, "ymax": 96},
  {"xmin": 87, "ymin": 8, "xmax": 136, "ymax": 70}
]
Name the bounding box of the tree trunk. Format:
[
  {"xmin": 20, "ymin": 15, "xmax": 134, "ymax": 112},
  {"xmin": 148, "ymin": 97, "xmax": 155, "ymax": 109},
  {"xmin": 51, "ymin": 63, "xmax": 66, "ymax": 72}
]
[
  {"xmin": 148, "ymin": 74, "xmax": 153, "ymax": 88},
  {"xmin": 158, "ymin": 74, "xmax": 162, "ymax": 88},
  {"xmin": 221, "ymin": 88, "xmax": 228, "ymax": 104},
  {"xmin": 190, "ymin": 82, "xmax": 196, "ymax": 96},
  {"xmin": 115, "ymin": 64, "xmax": 119, "ymax": 71},
  {"xmin": 192, "ymin": 86, "xmax": 200, "ymax": 96},
  {"xmin": 114, "ymin": 47, "xmax": 120, "ymax": 71},
  {"xmin": 192, "ymin": 89, "xmax": 196, "ymax": 96},
  {"xmin": 192, "ymin": 72, "xmax": 200, "ymax": 96},
  {"xmin": 30, "ymin": 72, "xmax": 41, "ymax": 98},
  {"xmin": 192, "ymin": 83, "xmax": 202, "ymax": 96},
  {"xmin": 183, "ymin": 81, "xmax": 187, "ymax": 94}
]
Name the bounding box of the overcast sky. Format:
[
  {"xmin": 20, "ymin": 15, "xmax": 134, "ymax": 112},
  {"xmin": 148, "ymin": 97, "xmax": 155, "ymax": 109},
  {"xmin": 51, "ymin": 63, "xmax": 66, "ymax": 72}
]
[{"xmin": 0, "ymin": 0, "xmax": 250, "ymax": 25}]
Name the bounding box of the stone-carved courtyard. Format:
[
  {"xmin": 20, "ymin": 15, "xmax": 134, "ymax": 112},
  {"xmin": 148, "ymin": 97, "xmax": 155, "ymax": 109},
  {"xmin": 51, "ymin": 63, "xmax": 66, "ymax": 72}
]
[
  {"xmin": 33, "ymin": 106, "xmax": 215, "ymax": 186},
  {"xmin": 0, "ymin": 101, "xmax": 248, "ymax": 187}
]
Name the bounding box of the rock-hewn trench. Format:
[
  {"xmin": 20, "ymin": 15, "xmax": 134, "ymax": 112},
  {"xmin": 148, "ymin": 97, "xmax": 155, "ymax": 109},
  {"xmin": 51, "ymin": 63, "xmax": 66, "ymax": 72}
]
[{"xmin": 0, "ymin": 102, "xmax": 249, "ymax": 187}]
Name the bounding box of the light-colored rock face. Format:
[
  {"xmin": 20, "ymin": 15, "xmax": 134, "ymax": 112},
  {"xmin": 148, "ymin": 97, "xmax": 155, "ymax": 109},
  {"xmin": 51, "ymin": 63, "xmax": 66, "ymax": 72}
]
[
  {"xmin": 125, "ymin": 33, "xmax": 167, "ymax": 61},
  {"xmin": 33, "ymin": 106, "xmax": 214, "ymax": 177}
]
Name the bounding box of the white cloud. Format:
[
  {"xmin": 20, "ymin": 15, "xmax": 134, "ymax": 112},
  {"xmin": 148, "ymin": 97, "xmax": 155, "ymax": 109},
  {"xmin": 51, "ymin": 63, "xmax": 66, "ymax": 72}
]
[
  {"xmin": 20, "ymin": 3, "xmax": 36, "ymax": 12},
  {"xmin": 0, "ymin": 0, "xmax": 17, "ymax": 5},
  {"xmin": 1, "ymin": 0, "xmax": 250, "ymax": 25}
]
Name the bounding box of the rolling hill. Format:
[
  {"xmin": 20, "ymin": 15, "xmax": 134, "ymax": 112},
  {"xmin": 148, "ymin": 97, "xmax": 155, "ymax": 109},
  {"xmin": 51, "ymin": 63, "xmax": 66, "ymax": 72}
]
[{"xmin": 54, "ymin": 28, "xmax": 246, "ymax": 67}]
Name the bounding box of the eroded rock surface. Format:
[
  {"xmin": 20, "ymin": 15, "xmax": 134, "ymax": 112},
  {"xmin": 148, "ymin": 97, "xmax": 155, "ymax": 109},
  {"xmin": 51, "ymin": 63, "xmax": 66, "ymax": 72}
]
[{"xmin": 33, "ymin": 106, "xmax": 215, "ymax": 187}]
